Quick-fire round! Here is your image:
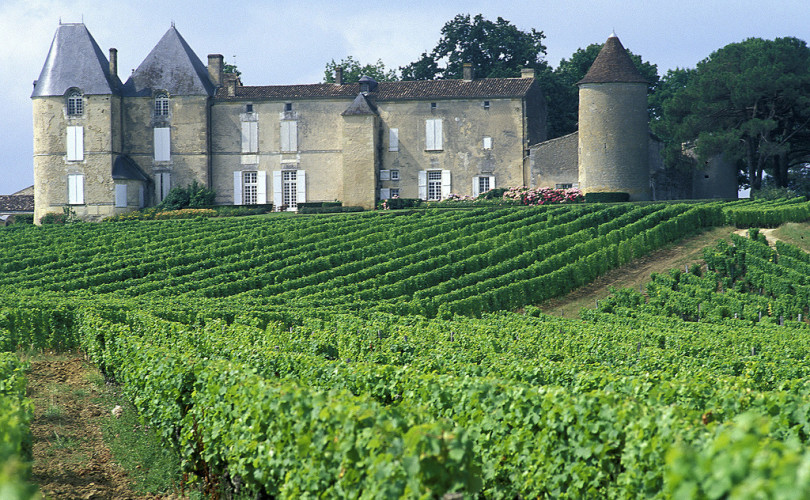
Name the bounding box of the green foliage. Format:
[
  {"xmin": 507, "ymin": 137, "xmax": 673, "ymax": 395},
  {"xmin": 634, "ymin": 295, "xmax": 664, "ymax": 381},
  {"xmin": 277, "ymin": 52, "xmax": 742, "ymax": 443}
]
[
  {"xmin": 653, "ymin": 37, "xmax": 810, "ymax": 191},
  {"xmin": 157, "ymin": 181, "xmax": 216, "ymax": 211},
  {"xmin": 0, "ymin": 353, "xmax": 37, "ymax": 499},
  {"xmin": 400, "ymin": 14, "xmax": 548, "ymax": 81},
  {"xmin": 323, "ymin": 56, "xmax": 397, "ymax": 83},
  {"xmin": 584, "ymin": 192, "xmax": 630, "ymax": 203}
]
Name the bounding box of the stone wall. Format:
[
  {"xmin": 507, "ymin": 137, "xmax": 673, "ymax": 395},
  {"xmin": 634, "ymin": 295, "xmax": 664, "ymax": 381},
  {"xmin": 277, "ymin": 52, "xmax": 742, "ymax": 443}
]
[{"xmin": 529, "ymin": 132, "xmax": 578, "ymax": 188}]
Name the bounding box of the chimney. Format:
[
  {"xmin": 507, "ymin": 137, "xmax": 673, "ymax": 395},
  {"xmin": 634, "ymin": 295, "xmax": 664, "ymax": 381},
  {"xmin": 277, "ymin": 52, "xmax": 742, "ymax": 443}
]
[
  {"xmin": 226, "ymin": 77, "xmax": 237, "ymax": 97},
  {"xmin": 463, "ymin": 63, "xmax": 474, "ymax": 81},
  {"xmin": 208, "ymin": 54, "xmax": 224, "ymax": 87},
  {"xmin": 335, "ymin": 66, "xmax": 343, "ymax": 85},
  {"xmin": 521, "ymin": 68, "xmax": 535, "ymax": 79},
  {"xmin": 109, "ymin": 48, "xmax": 118, "ymax": 78}
]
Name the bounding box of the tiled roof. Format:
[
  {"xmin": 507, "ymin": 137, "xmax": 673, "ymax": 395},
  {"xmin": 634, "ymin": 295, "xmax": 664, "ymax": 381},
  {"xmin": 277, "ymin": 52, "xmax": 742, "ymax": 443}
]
[
  {"xmin": 0, "ymin": 195, "xmax": 35, "ymax": 213},
  {"xmin": 578, "ymin": 35, "xmax": 648, "ymax": 85},
  {"xmin": 32, "ymin": 23, "xmax": 119, "ymax": 97},
  {"xmin": 217, "ymin": 77, "xmax": 536, "ymax": 101},
  {"xmin": 123, "ymin": 26, "xmax": 215, "ymax": 97}
]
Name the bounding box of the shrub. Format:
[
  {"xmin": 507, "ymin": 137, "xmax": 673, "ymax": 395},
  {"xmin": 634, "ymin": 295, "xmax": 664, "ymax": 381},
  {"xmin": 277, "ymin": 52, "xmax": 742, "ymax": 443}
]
[
  {"xmin": 157, "ymin": 182, "xmax": 216, "ymax": 211},
  {"xmin": 378, "ymin": 198, "xmax": 422, "ymax": 210},
  {"xmin": 504, "ymin": 186, "xmax": 584, "ymax": 205},
  {"xmin": 584, "ymin": 192, "xmax": 630, "ymax": 203}
]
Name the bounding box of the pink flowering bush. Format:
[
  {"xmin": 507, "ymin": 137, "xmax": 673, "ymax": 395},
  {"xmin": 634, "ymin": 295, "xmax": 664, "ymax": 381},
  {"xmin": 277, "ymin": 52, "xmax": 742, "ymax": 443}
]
[{"xmin": 503, "ymin": 186, "xmax": 584, "ymax": 205}]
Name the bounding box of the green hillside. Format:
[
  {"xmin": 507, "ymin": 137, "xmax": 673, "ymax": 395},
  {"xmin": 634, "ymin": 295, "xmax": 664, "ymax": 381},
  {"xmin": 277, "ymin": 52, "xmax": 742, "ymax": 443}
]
[{"xmin": 3, "ymin": 199, "xmax": 810, "ymax": 498}]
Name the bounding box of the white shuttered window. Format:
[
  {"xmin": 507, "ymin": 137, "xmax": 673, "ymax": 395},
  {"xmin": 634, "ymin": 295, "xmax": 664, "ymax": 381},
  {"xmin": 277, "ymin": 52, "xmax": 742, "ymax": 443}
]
[
  {"xmin": 156, "ymin": 172, "xmax": 171, "ymax": 202},
  {"xmin": 66, "ymin": 126, "xmax": 83, "ymax": 161},
  {"xmin": 472, "ymin": 175, "xmax": 496, "ymax": 197},
  {"xmin": 241, "ymin": 121, "xmax": 258, "ymax": 153},
  {"xmin": 425, "ymin": 119, "xmax": 443, "ymax": 151},
  {"xmin": 115, "ymin": 184, "xmax": 127, "ymax": 207},
  {"xmin": 280, "ymin": 121, "xmax": 297, "ymax": 152},
  {"xmin": 154, "ymin": 127, "xmax": 171, "ymax": 162},
  {"xmin": 389, "ymin": 128, "xmax": 399, "ymax": 151},
  {"xmin": 67, "ymin": 174, "xmax": 84, "ymax": 205}
]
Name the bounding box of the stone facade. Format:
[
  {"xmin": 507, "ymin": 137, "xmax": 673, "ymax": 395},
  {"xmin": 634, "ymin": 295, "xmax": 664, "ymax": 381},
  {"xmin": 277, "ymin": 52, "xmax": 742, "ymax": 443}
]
[{"xmin": 32, "ymin": 23, "xmax": 546, "ymax": 221}]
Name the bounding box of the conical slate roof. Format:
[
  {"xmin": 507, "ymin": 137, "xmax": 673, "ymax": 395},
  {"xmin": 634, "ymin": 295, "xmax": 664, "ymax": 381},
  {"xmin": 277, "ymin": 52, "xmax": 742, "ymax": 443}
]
[
  {"xmin": 578, "ymin": 34, "xmax": 648, "ymax": 85},
  {"xmin": 32, "ymin": 23, "xmax": 118, "ymax": 97},
  {"xmin": 341, "ymin": 93, "xmax": 378, "ymax": 116},
  {"xmin": 123, "ymin": 26, "xmax": 215, "ymax": 97}
]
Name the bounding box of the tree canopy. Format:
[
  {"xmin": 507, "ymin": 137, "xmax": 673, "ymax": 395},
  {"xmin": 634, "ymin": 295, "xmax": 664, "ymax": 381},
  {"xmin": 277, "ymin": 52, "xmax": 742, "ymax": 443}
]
[
  {"xmin": 654, "ymin": 37, "xmax": 810, "ymax": 190},
  {"xmin": 323, "ymin": 56, "xmax": 397, "ymax": 84},
  {"xmin": 399, "ymin": 14, "xmax": 549, "ymax": 81}
]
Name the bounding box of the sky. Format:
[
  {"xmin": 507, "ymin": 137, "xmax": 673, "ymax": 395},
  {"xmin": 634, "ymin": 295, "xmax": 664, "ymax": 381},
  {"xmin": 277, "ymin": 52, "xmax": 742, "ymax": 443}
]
[{"xmin": 2, "ymin": 0, "xmax": 808, "ymax": 195}]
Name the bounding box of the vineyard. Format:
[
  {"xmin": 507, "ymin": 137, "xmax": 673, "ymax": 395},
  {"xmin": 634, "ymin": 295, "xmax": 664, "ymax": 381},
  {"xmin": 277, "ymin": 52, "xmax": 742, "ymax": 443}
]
[{"xmin": 2, "ymin": 198, "xmax": 810, "ymax": 498}]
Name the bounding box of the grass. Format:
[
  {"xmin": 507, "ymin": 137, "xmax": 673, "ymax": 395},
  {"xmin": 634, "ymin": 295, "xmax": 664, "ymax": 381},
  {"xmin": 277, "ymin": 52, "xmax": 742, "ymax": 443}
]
[{"xmin": 773, "ymin": 222, "xmax": 810, "ymax": 252}]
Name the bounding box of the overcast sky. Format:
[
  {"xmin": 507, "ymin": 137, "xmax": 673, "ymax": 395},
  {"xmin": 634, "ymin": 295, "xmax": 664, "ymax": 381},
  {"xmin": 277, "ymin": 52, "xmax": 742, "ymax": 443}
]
[{"xmin": 2, "ymin": 0, "xmax": 808, "ymax": 194}]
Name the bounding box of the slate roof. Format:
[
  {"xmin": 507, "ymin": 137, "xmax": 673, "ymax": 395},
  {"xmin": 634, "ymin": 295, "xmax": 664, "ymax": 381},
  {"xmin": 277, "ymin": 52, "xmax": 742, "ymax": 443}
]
[
  {"xmin": 578, "ymin": 35, "xmax": 648, "ymax": 85},
  {"xmin": 0, "ymin": 195, "xmax": 35, "ymax": 213},
  {"xmin": 123, "ymin": 26, "xmax": 215, "ymax": 97},
  {"xmin": 342, "ymin": 93, "xmax": 378, "ymax": 116},
  {"xmin": 112, "ymin": 155, "xmax": 150, "ymax": 182},
  {"xmin": 32, "ymin": 23, "xmax": 119, "ymax": 97},
  {"xmin": 217, "ymin": 77, "xmax": 537, "ymax": 101}
]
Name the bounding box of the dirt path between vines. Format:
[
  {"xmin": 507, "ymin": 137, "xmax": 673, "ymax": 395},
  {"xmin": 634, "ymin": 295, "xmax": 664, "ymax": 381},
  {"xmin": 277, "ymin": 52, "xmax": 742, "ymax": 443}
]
[
  {"xmin": 26, "ymin": 353, "xmax": 155, "ymax": 499},
  {"xmin": 539, "ymin": 226, "xmax": 739, "ymax": 318}
]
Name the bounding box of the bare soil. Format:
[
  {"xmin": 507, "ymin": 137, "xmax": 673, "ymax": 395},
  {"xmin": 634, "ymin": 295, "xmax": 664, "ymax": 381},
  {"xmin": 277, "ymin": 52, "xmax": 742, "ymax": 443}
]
[{"xmin": 26, "ymin": 353, "xmax": 158, "ymax": 499}]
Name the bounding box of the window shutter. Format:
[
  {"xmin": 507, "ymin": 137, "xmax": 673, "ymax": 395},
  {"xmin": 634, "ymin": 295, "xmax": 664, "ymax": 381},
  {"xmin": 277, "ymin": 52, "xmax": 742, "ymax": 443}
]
[
  {"xmin": 154, "ymin": 127, "xmax": 170, "ymax": 162},
  {"xmin": 233, "ymin": 171, "xmax": 243, "ymax": 205},
  {"xmin": 67, "ymin": 126, "xmax": 83, "ymax": 161},
  {"xmin": 68, "ymin": 174, "xmax": 84, "ymax": 204},
  {"xmin": 273, "ymin": 171, "xmax": 282, "ymax": 207},
  {"xmin": 425, "ymin": 120, "xmax": 435, "ymax": 150},
  {"xmin": 115, "ymin": 184, "xmax": 127, "ymax": 207},
  {"xmin": 435, "ymin": 119, "xmax": 443, "ymax": 150},
  {"xmin": 281, "ymin": 121, "xmax": 297, "ymax": 152},
  {"xmin": 441, "ymin": 170, "xmax": 451, "ymax": 199},
  {"xmin": 380, "ymin": 169, "xmax": 390, "ymax": 181},
  {"xmin": 483, "ymin": 136, "xmax": 492, "ymax": 150},
  {"xmin": 472, "ymin": 177, "xmax": 480, "ymax": 198},
  {"xmin": 241, "ymin": 122, "xmax": 252, "ymax": 153},
  {"xmin": 489, "ymin": 175, "xmax": 496, "ymax": 190},
  {"xmin": 160, "ymin": 172, "xmax": 171, "ymax": 200},
  {"xmin": 389, "ymin": 128, "xmax": 399, "ymax": 151},
  {"xmin": 380, "ymin": 188, "xmax": 390, "ymax": 199},
  {"xmin": 256, "ymin": 171, "xmax": 267, "ymax": 204},
  {"xmin": 418, "ymin": 170, "xmax": 427, "ymax": 200},
  {"xmin": 296, "ymin": 170, "xmax": 306, "ymax": 203},
  {"xmin": 138, "ymin": 185, "xmax": 145, "ymax": 208}
]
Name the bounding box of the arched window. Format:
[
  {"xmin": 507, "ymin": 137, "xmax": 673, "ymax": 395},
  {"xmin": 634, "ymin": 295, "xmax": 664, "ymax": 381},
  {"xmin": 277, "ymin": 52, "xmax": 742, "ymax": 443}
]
[
  {"xmin": 66, "ymin": 90, "xmax": 83, "ymax": 116},
  {"xmin": 154, "ymin": 93, "xmax": 170, "ymax": 117}
]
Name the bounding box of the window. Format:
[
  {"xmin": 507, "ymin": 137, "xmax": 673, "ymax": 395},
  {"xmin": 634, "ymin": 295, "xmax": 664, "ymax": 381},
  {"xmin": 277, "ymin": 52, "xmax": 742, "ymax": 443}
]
[
  {"xmin": 555, "ymin": 183, "xmax": 573, "ymax": 189},
  {"xmin": 66, "ymin": 126, "xmax": 83, "ymax": 161},
  {"xmin": 154, "ymin": 127, "xmax": 171, "ymax": 162},
  {"xmin": 154, "ymin": 93, "xmax": 169, "ymax": 116},
  {"xmin": 283, "ymin": 170, "xmax": 298, "ymax": 208},
  {"xmin": 430, "ymin": 102, "xmax": 437, "ymax": 111},
  {"xmin": 391, "ymin": 169, "xmax": 400, "ymax": 181},
  {"xmin": 389, "ymin": 128, "xmax": 399, "ymax": 152},
  {"xmin": 473, "ymin": 175, "xmax": 495, "ymax": 197},
  {"xmin": 243, "ymin": 171, "xmax": 258, "ymax": 205},
  {"xmin": 427, "ymin": 171, "xmax": 442, "ymax": 201},
  {"xmin": 67, "ymin": 174, "xmax": 84, "ymax": 204},
  {"xmin": 390, "ymin": 188, "xmax": 400, "ymax": 197},
  {"xmin": 483, "ymin": 136, "xmax": 492, "ymax": 150},
  {"xmin": 425, "ymin": 119, "xmax": 443, "ymax": 151},
  {"xmin": 483, "ymin": 100, "xmax": 490, "ymax": 110},
  {"xmin": 67, "ymin": 90, "xmax": 83, "ymax": 116},
  {"xmin": 280, "ymin": 120, "xmax": 297, "ymax": 152},
  {"xmin": 234, "ymin": 171, "xmax": 266, "ymax": 205},
  {"xmin": 241, "ymin": 121, "xmax": 258, "ymax": 153},
  {"xmin": 115, "ymin": 184, "xmax": 127, "ymax": 207},
  {"xmin": 156, "ymin": 172, "xmax": 171, "ymax": 202},
  {"xmin": 245, "ymin": 103, "xmax": 254, "ymax": 113},
  {"xmin": 284, "ymin": 103, "xmax": 293, "ymax": 112}
]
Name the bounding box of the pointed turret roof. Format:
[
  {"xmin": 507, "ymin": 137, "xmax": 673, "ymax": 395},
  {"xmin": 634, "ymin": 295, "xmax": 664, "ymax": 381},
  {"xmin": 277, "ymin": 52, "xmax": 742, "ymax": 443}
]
[
  {"xmin": 578, "ymin": 34, "xmax": 648, "ymax": 85},
  {"xmin": 32, "ymin": 23, "xmax": 118, "ymax": 97},
  {"xmin": 341, "ymin": 93, "xmax": 378, "ymax": 116},
  {"xmin": 123, "ymin": 26, "xmax": 215, "ymax": 96}
]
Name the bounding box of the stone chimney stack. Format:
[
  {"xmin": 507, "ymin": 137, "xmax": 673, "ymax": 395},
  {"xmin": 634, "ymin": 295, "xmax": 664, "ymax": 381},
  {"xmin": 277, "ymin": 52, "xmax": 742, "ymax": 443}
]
[
  {"xmin": 109, "ymin": 48, "xmax": 118, "ymax": 78},
  {"xmin": 521, "ymin": 68, "xmax": 535, "ymax": 79},
  {"xmin": 335, "ymin": 66, "xmax": 343, "ymax": 85},
  {"xmin": 226, "ymin": 77, "xmax": 237, "ymax": 97},
  {"xmin": 463, "ymin": 63, "xmax": 474, "ymax": 81},
  {"xmin": 208, "ymin": 54, "xmax": 224, "ymax": 87}
]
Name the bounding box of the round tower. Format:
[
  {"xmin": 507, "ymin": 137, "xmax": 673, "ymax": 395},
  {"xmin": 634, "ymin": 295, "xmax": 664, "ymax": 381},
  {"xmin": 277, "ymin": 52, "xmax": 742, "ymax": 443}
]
[{"xmin": 577, "ymin": 33, "xmax": 650, "ymax": 200}]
